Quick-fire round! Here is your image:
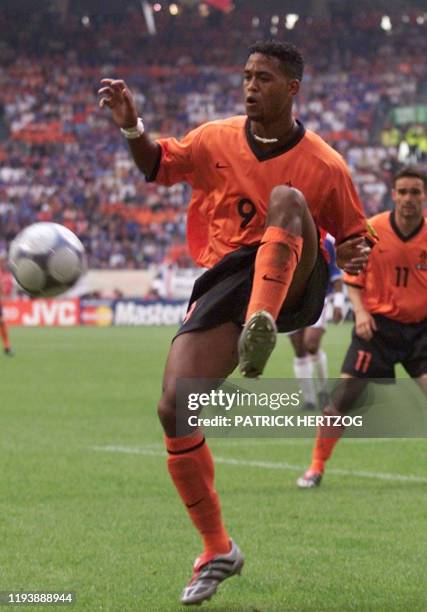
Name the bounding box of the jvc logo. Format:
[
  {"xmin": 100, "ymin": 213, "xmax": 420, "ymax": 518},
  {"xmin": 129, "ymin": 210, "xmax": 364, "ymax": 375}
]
[{"xmin": 22, "ymin": 300, "xmax": 78, "ymax": 326}]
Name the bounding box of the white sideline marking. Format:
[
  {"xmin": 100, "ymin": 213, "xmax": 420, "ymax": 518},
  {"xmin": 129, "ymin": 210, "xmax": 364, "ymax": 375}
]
[
  {"xmin": 209, "ymin": 438, "xmax": 420, "ymax": 446},
  {"xmin": 92, "ymin": 444, "xmax": 427, "ymax": 484},
  {"xmin": 115, "ymin": 438, "xmax": 420, "ymax": 449}
]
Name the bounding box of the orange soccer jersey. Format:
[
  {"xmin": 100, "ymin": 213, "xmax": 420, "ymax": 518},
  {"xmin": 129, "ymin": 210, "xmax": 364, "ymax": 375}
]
[
  {"xmin": 344, "ymin": 211, "xmax": 427, "ymax": 323},
  {"xmin": 150, "ymin": 116, "xmax": 370, "ymax": 268}
]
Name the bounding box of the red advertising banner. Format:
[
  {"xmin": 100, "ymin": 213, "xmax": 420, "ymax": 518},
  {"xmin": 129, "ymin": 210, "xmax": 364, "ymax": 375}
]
[{"xmin": 3, "ymin": 299, "xmax": 80, "ymax": 327}]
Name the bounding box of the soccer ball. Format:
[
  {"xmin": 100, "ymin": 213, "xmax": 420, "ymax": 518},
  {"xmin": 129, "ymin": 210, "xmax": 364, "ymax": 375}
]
[{"xmin": 8, "ymin": 222, "xmax": 86, "ymax": 297}]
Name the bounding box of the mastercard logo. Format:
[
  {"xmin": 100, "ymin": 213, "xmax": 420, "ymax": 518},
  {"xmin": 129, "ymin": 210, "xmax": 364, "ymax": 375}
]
[{"xmin": 95, "ymin": 306, "xmax": 113, "ymax": 327}]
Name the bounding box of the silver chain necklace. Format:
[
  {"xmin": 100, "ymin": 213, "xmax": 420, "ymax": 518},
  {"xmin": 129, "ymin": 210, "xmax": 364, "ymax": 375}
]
[
  {"xmin": 252, "ymin": 133, "xmax": 279, "ymax": 144},
  {"xmin": 251, "ymin": 119, "xmax": 297, "ymax": 145}
]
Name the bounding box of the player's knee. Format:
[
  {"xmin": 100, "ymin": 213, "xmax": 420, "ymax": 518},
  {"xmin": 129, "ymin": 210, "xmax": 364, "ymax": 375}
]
[
  {"xmin": 268, "ymin": 185, "xmax": 307, "ymax": 227},
  {"xmin": 157, "ymin": 387, "xmax": 177, "ymax": 434},
  {"xmin": 306, "ymin": 342, "xmax": 319, "ymax": 355}
]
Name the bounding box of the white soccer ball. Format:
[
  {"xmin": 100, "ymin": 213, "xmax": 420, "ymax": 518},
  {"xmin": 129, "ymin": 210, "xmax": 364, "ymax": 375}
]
[{"xmin": 8, "ymin": 222, "xmax": 86, "ymax": 297}]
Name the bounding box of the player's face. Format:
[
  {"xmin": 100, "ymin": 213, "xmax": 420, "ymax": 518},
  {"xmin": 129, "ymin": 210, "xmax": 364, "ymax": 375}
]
[
  {"xmin": 243, "ymin": 53, "xmax": 299, "ymax": 123},
  {"xmin": 392, "ymin": 177, "xmax": 426, "ymax": 221}
]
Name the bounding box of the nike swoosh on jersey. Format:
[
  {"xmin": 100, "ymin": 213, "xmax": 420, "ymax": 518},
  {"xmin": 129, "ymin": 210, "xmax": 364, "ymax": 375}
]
[{"xmin": 215, "ymin": 162, "xmax": 229, "ymax": 169}]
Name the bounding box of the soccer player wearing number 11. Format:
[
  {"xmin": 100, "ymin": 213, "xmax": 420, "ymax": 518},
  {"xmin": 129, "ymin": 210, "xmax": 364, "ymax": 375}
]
[
  {"xmin": 298, "ymin": 167, "xmax": 427, "ymax": 489},
  {"xmin": 99, "ymin": 41, "xmax": 373, "ymax": 605}
]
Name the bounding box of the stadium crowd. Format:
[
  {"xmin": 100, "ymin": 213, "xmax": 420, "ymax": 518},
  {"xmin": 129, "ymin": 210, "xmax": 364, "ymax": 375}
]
[{"xmin": 0, "ymin": 6, "xmax": 426, "ymax": 268}]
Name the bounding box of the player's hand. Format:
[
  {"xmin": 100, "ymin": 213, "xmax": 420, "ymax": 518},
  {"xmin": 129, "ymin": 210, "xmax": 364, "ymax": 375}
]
[
  {"xmin": 336, "ymin": 237, "xmax": 371, "ymax": 275},
  {"xmin": 354, "ymin": 309, "xmax": 377, "ymax": 341},
  {"xmin": 332, "ymin": 307, "xmax": 343, "ymax": 324},
  {"xmin": 98, "ymin": 79, "xmax": 138, "ymax": 128}
]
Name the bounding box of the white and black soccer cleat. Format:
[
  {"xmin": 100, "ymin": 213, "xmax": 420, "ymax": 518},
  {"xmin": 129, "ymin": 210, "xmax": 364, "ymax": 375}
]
[
  {"xmin": 238, "ymin": 310, "xmax": 277, "ymax": 378},
  {"xmin": 296, "ymin": 470, "xmax": 323, "ymax": 489},
  {"xmin": 180, "ymin": 539, "xmax": 244, "ymax": 606}
]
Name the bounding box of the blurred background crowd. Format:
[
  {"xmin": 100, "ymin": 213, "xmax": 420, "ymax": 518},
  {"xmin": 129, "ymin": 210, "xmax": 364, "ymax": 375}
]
[{"xmin": 1, "ymin": 0, "xmax": 426, "ymax": 269}]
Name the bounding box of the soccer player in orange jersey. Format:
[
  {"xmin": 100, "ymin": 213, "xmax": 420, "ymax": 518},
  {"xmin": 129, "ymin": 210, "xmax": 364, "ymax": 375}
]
[
  {"xmin": 298, "ymin": 167, "xmax": 427, "ymax": 489},
  {"xmin": 99, "ymin": 41, "xmax": 373, "ymax": 605}
]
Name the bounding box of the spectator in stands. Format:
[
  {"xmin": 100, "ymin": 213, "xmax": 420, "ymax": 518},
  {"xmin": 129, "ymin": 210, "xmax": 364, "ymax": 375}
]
[{"xmin": 1, "ymin": 6, "xmax": 426, "ymax": 268}]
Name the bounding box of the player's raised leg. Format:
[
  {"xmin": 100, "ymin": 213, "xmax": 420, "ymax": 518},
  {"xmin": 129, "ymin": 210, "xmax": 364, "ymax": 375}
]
[
  {"xmin": 158, "ymin": 322, "xmax": 244, "ymax": 605},
  {"xmin": 239, "ymin": 185, "xmax": 318, "ymax": 377}
]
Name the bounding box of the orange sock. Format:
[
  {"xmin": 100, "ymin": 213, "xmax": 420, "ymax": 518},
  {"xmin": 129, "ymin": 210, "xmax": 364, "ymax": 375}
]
[
  {"xmin": 309, "ymin": 423, "xmax": 345, "ymax": 473},
  {"xmin": 0, "ymin": 321, "xmax": 10, "ymax": 350},
  {"xmin": 165, "ymin": 431, "xmax": 230, "ymax": 555},
  {"xmin": 246, "ymin": 226, "xmax": 303, "ymax": 321}
]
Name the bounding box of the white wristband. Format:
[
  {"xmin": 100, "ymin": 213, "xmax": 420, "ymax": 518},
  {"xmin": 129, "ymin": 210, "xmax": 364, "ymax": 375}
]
[
  {"xmin": 333, "ymin": 292, "xmax": 345, "ymax": 309},
  {"xmin": 120, "ymin": 118, "xmax": 145, "ymax": 139}
]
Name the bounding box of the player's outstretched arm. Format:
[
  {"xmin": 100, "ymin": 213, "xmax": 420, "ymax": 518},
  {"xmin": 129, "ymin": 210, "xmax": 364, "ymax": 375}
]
[
  {"xmin": 98, "ymin": 78, "xmax": 160, "ymax": 177},
  {"xmin": 347, "ymin": 285, "xmax": 377, "ymax": 341}
]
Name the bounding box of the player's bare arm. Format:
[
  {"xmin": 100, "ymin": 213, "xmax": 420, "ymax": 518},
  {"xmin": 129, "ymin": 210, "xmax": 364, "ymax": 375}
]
[
  {"xmin": 98, "ymin": 78, "xmax": 160, "ymax": 177},
  {"xmin": 347, "ymin": 285, "xmax": 377, "ymax": 341}
]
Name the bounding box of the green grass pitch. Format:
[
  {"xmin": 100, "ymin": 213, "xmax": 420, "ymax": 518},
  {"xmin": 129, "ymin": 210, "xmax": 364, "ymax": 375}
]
[{"xmin": 1, "ymin": 324, "xmax": 426, "ymax": 611}]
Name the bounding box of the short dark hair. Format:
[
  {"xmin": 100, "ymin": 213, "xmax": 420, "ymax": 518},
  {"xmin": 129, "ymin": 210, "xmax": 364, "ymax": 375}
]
[
  {"xmin": 393, "ymin": 166, "xmax": 427, "ymax": 189},
  {"xmin": 248, "ymin": 40, "xmax": 304, "ymax": 81}
]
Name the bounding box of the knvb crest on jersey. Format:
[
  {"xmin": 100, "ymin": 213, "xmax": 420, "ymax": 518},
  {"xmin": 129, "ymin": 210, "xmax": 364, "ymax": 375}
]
[{"xmin": 416, "ymin": 249, "xmax": 427, "ymax": 270}]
